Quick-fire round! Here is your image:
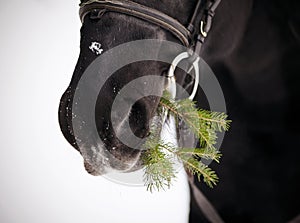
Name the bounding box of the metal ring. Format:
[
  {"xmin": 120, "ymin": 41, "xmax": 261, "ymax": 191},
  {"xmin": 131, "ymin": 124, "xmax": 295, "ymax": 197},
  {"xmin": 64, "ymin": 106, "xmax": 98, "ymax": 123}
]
[{"xmin": 167, "ymin": 52, "xmax": 200, "ymax": 100}]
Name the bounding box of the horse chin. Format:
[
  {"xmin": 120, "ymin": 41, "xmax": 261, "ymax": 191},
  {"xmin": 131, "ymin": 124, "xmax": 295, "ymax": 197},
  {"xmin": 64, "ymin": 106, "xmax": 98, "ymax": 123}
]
[
  {"xmin": 81, "ymin": 144, "xmax": 144, "ymax": 176},
  {"xmin": 83, "ymin": 157, "xmax": 144, "ymax": 176},
  {"xmin": 84, "ymin": 160, "xmax": 107, "ymax": 176}
]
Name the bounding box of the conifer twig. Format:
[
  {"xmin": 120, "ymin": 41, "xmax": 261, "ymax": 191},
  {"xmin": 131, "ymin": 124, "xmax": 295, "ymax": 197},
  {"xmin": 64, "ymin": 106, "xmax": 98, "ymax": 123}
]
[{"xmin": 142, "ymin": 91, "xmax": 231, "ymax": 192}]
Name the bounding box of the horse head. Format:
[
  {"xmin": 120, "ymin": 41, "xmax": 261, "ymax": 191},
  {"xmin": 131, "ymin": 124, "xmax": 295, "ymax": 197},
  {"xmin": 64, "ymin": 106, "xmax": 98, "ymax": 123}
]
[
  {"xmin": 59, "ymin": 0, "xmax": 248, "ymax": 176},
  {"xmin": 58, "ymin": 0, "xmax": 200, "ymax": 175}
]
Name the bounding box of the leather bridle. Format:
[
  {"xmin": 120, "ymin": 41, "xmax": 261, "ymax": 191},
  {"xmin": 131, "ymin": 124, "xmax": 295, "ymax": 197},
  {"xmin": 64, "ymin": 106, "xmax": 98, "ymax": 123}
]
[
  {"xmin": 79, "ymin": 0, "xmax": 221, "ymax": 56},
  {"xmin": 79, "ymin": 1, "xmax": 224, "ymax": 222},
  {"xmin": 79, "ymin": 0, "xmax": 221, "ymax": 101},
  {"xmin": 80, "ymin": 0, "xmax": 191, "ymax": 46}
]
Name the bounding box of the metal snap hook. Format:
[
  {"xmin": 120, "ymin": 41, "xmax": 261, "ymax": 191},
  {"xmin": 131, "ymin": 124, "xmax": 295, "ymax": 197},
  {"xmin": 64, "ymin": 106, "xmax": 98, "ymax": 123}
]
[{"xmin": 200, "ymin": 21, "xmax": 208, "ymax": 37}]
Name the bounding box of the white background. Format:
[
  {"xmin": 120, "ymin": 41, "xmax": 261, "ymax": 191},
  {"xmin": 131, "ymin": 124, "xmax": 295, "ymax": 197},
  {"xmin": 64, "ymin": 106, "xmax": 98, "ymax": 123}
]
[{"xmin": 0, "ymin": 0, "xmax": 190, "ymax": 222}]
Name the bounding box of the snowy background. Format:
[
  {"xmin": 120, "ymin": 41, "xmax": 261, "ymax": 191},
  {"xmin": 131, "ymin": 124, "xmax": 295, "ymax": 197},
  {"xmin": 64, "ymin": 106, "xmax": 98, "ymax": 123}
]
[{"xmin": 0, "ymin": 0, "xmax": 190, "ymax": 222}]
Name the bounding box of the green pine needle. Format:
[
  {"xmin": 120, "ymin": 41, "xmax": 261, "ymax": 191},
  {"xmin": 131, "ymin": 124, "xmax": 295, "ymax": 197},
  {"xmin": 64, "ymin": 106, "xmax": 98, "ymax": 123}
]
[
  {"xmin": 159, "ymin": 95, "xmax": 231, "ymax": 149},
  {"xmin": 176, "ymin": 148, "xmax": 222, "ymax": 163},
  {"xmin": 182, "ymin": 157, "xmax": 219, "ymax": 188},
  {"xmin": 142, "ymin": 91, "xmax": 231, "ymax": 192},
  {"xmin": 142, "ymin": 143, "xmax": 176, "ymax": 192}
]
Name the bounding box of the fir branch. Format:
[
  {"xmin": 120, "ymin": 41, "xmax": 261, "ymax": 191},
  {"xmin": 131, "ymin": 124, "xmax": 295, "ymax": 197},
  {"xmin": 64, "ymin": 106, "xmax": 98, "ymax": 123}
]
[
  {"xmin": 142, "ymin": 90, "xmax": 231, "ymax": 192},
  {"xmin": 142, "ymin": 143, "xmax": 176, "ymax": 192},
  {"xmin": 159, "ymin": 96, "xmax": 216, "ymax": 150},
  {"xmin": 182, "ymin": 157, "xmax": 219, "ymax": 188},
  {"xmin": 176, "ymin": 148, "xmax": 222, "ymax": 163},
  {"xmin": 198, "ymin": 109, "xmax": 231, "ymax": 132}
]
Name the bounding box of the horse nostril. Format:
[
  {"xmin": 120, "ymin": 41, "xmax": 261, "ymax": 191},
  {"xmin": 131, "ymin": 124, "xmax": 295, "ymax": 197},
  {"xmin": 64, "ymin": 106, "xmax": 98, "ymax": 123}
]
[{"xmin": 129, "ymin": 100, "xmax": 150, "ymax": 139}]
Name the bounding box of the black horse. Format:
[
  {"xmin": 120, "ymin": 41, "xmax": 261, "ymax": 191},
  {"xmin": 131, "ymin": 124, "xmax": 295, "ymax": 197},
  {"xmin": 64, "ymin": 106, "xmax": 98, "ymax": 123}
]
[{"xmin": 59, "ymin": 0, "xmax": 300, "ymax": 222}]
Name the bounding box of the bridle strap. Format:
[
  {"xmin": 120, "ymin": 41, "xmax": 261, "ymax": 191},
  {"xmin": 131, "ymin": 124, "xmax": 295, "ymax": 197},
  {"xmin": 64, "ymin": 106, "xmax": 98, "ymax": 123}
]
[
  {"xmin": 79, "ymin": 0, "xmax": 221, "ymax": 54},
  {"xmin": 192, "ymin": 0, "xmax": 222, "ymax": 56},
  {"xmin": 188, "ymin": 173, "xmax": 225, "ymax": 223},
  {"xmin": 80, "ymin": 0, "xmax": 192, "ymax": 47}
]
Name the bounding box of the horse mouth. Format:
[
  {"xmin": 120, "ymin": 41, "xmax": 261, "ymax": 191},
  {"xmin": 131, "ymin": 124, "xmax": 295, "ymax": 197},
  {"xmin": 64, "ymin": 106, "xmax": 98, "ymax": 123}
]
[
  {"xmin": 83, "ymin": 151, "xmax": 144, "ymax": 176},
  {"xmin": 77, "ymin": 136, "xmax": 146, "ymax": 176}
]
